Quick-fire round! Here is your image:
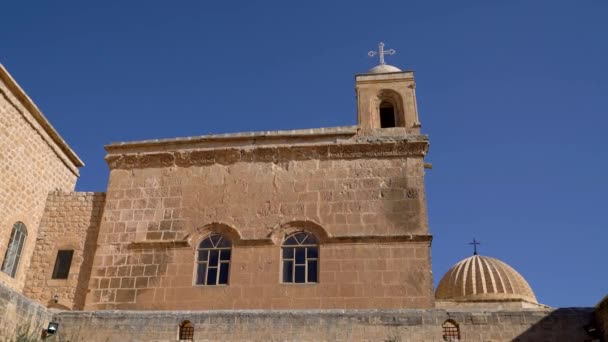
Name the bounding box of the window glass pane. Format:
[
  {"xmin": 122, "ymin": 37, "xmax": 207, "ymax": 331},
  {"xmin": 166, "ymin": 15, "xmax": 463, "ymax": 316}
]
[
  {"xmin": 52, "ymin": 250, "xmax": 74, "ymax": 279},
  {"xmin": 305, "ymin": 233, "xmax": 318, "ymax": 244},
  {"xmin": 209, "ymin": 234, "xmax": 221, "ymax": 246},
  {"xmin": 196, "ymin": 263, "xmax": 207, "ymax": 285},
  {"xmin": 199, "ymin": 237, "xmax": 213, "ymax": 249},
  {"xmin": 206, "ymin": 267, "xmax": 218, "ymax": 285},
  {"xmin": 295, "ymin": 248, "xmax": 306, "ymax": 264},
  {"xmin": 295, "ymin": 265, "xmax": 306, "ymax": 283},
  {"xmin": 308, "ymin": 260, "xmax": 318, "ymax": 283},
  {"xmin": 198, "ymin": 250, "xmax": 208, "ymax": 262},
  {"xmin": 209, "ymin": 250, "xmax": 219, "ymax": 267},
  {"xmin": 282, "ymin": 260, "xmax": 293, "ymax": 283},
  {"xmin": 1, "ymin": 222, "xmax": 27, "ymax": 278},
  {"xmin": 284, "ymin": 236, "xmax": 298, "ymax": 246},
  {"xmin": 295, "ymin": 232, "xmax": 307, "ymax": 244},
  {"xmin": 216, "ymin": 237, "xmax": 232, "ymax": 248},
  {"xmin": 220, "ymin": 249, "xmax": 231, "ymax": 261},
  {"xmin": 307, "ymin": 247, "xmax": 318, "ymax": 259},
  {"xmin": 219, "ymin": 263, "xmax": 229, "ymax": 284},
  {"xmin": 282, "ymin": 247, "xmax": 293, "ymax": 259}
]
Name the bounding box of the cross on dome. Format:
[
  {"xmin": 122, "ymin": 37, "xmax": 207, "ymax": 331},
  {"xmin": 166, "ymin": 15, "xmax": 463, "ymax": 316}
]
[
  {"xmin": 368, "ymin": 42, "xmax": 396, "ymax": 65},
  {"xmin": 469, "ymin": 238, "xmax": 480, "ymax": 255}
]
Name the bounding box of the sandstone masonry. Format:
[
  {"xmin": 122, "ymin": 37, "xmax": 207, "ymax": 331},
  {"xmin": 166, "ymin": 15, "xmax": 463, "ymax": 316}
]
[
  {"xmin": 23, "ymin": 191, "xmax": 105, "ymax": 310},
  {"xmin": 0, "ymin": 65, "xmax": 82, "ymax": 291}
]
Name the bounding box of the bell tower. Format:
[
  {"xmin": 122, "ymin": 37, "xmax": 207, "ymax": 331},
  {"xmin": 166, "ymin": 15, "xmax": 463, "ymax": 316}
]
[{"xmin": 356, "ymin": 42, "xmax": 421, "ymax": 134}]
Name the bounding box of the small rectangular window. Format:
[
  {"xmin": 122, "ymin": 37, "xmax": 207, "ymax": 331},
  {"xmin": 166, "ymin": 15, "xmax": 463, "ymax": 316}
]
[{"xmin": 51, "ymin": 250, "xmax": 74, "ymax": 279}]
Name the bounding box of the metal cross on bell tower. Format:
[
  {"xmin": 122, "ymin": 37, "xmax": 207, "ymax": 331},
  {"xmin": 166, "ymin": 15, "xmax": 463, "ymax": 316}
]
[
  {"xmin": 469, "ymin": 238, "xmax": 481, "ymax": 255},
  {"xmin": 368, "ymin": 42, "xmax": 396, "ymax": 65}
]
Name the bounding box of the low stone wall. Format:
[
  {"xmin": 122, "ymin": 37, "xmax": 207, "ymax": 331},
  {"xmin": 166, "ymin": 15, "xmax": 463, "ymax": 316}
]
[
  {"xmin": 0, "ymin": 278, "xmax": 598, "ymax": 341},
  {"xmin": 0, "ymin": 281, "xmax": 52, "ymax": 339},
  {"xmin": 53, "ymin": 308, "xmax": 595, "ymax": 342}
]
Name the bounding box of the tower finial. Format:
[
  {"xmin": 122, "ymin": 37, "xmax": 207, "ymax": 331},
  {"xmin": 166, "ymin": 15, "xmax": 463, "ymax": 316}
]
[
  {"xmin": 469, "ymin": 238, "xmax": 480, "ymax": 255},
  {"xmin": 368, "ymin": 42, "xmax": 396, "ymax": 65}
]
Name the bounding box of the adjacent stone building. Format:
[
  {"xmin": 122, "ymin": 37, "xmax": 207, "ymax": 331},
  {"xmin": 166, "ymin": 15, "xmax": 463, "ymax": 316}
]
[
  {"xmin": 0, "ymin": 65, "xmax": 83, "ymax": 293},
  {"xmin": 0, "ymin": 49, "xmax": 605, "ymax": 341}
]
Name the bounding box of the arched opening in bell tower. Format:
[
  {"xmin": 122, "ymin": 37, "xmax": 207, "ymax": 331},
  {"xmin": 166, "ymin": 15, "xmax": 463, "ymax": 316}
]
[{"xmin": 379, "ymin": 101, "xmax": 396, "ymax": 128}]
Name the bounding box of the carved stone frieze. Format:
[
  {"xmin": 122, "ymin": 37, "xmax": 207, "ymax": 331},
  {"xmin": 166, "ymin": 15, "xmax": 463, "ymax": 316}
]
[{"xmin": 105, "ymin": 140, "xmax": 429, "ymax": 170}]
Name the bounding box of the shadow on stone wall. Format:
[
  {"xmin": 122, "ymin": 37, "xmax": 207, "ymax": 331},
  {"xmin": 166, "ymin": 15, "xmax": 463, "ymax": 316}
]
[
  {"xmin": 73, "ymin": 193, "xmax": 106, "ymax": 310},
  {"xmin": 512, "ymin": 307, "xmax": 600, "ymax": 342},
  {"xmin": 0, "ymin": 281, "xmax": 52, "ymax": 338},
  {"xmin": 595, "ymin": 295, "xmax": 608, "ymax": 341}
]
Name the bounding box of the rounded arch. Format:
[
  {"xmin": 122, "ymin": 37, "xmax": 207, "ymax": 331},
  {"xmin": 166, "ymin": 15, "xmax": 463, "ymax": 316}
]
[
  {"xmin": 12, "ymin": 221, "xmax": 27, "ymax": 235},
  {"xmin": 269, "ymin": 220, "xmax": 330, "ymax": 245},
  {"xmin": 191, "ymin": 222, "xmax": 242, "ymax": 246},
  {"xmin": 442, "ymin": 319, "xmax": 460, "ymax": 341},
  {"xmin": 178, "ymin": 320, "xmax": 194, "ymax": 341},
  {"xmin": 0, "ymin": 215, "xmax": 31, "ymax": 245},
  {"xmin": 376, "ymin": 89, "xmax": 405, "ymax": 128}
]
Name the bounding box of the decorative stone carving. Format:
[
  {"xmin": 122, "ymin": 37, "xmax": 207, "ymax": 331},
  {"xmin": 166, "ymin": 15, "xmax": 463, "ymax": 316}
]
[{"xmin": 105, "ymin": 140, "xmax": 429, "ymax": 170}]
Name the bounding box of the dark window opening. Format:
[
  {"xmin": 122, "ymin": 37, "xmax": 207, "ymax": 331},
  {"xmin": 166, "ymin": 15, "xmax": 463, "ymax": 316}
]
[
  {"xmin": 52, "ymin": 250, "xmax": 74, "ymax": 279},
  {"xmin": 179, "ymin": 320, "xmax": 194, "ymax": 341},
  {"xmin": 380, "ymin": 101, "xmax": 396, "ymax": 128}
]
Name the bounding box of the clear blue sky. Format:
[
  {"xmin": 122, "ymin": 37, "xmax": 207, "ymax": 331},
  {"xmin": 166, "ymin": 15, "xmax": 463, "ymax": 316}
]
[{"xmin": 2, "ymin": 1, "xmax": 606, "ymax": 308}]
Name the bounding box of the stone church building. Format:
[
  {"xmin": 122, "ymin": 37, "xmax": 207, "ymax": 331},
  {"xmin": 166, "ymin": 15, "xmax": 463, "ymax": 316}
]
[{"xmin": 0, "ymin": 47, "xmax": 606, "ymax": 341}]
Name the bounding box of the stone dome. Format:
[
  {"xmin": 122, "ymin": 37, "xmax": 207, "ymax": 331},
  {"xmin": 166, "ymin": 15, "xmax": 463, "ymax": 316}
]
[
  {"xmin": 436, "ymin": 255, "xmax": 537, "ymax": 303},
  {"xmin": 368, "ymin": 64, "xmax": 402, "ymax": 74}
]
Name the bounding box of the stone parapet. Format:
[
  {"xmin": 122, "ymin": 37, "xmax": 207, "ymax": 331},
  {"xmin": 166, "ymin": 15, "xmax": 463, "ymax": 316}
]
[
  {"xmin": 52, "ymin": 308, "xmax": 595, "ymax": 341},
  {"xmin": 0, "ymin": 281, "xmax": 52, "ymax": 338}
]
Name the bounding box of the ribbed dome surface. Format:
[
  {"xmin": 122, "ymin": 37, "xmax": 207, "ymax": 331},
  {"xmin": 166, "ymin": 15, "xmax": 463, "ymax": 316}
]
[{"xmin": 436, "ymin": 255, "xmax": 537, "ymax": 303}]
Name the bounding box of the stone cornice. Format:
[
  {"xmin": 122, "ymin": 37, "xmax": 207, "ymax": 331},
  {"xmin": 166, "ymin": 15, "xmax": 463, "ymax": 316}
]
[
  {"xmin": 105, "ymin": 137, "xmax": 429, "ymax": 169},
  {"xmin": 127, "ymin": 234, "xmax": 432, "ymax": 249}
]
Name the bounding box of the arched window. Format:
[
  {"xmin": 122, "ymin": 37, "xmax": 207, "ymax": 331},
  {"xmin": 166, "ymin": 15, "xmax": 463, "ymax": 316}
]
[
  {"xmin": 1, "ymin": 222, "xmax": 27, "ymax": 277},
  {"xmin": 196, "ymin": 233, "xmax": 231, "ymax": 285},
  {"xmin": 282, "ymin": 231, "xmax": 318, "ymax": 283},
  {"xmin": 178, "ymin": 320, "xmax": 194, "ymax": 341},
  {"xmin": 379, "ymin": 101, "xmax": 396, "ymax": 128},
  {"xmin": 442, "ymin": 320, "xmax": 460, "ymax": 341}
]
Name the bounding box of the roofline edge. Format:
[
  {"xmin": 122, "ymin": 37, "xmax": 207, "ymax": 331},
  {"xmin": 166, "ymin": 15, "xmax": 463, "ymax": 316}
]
[{"xmin": 0, "ymin": 64, "xmax": 84, "ymax": 170}]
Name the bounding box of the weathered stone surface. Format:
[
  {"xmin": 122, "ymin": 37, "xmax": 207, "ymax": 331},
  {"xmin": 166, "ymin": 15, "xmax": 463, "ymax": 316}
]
[
  {"xmin": 0, "ymin": 65, "xmax": 82, "ymax": 292},
  {"xmin": 52, "ymin": 307, "xmax": 595, "ymax": 342},
  {"xmin": 0, "ymin": 280, "xmax": 52, "ymax": 338},
  {"xmin": 86, "ymin": 147, "xmax": 433, "ymax": 310},
  {"xmin": 23, "ymin": 191, "xmax": 106, "ymax": 310}
]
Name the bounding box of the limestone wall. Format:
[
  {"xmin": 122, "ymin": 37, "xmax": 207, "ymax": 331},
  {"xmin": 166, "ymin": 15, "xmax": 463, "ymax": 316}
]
[
  {"xmin": 86, "ymin": 154, "xmax": 433, "ymax": 310},
  {"xmin": 23, "ymin": 192, "xmax": 105, "ymax": 310},
  {"xmin": 0, "ymin": 281, "xmax": 52, "ymax": 339},
  {"xmin": 0, "ymin": 70, "xmax": 79, "ymax": 292},
  {"xmin": 52, "ymin": 308, "xmax": 594, "ymax": 342}
]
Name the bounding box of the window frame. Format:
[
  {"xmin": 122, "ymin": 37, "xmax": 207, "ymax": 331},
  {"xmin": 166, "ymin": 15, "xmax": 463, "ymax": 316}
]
[
  {"xmin": 194, "ymin": 233, "xmax": 232, "ymax": 286},
  {"xmin": 281, "ymin": 231, "xmax": 319, "ymax": 284},
  {"xmin": 1, "ymin": 222, "xmax": 27, "ymax": 278}
]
